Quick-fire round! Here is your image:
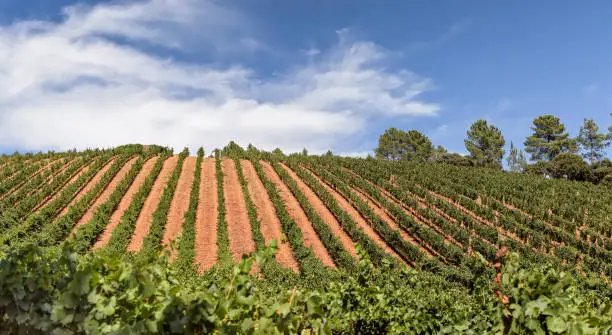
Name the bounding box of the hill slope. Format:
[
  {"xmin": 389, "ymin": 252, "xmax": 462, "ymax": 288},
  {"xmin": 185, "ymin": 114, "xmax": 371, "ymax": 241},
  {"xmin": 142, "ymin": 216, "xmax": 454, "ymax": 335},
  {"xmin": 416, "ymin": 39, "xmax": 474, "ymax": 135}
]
[
  {"xmin": 0, "ymin": 144, "xmax": 611, "ymax": 282},
  {"xmin": 1, "ymin": 144, "xmax": 612, "ymax": 332}
]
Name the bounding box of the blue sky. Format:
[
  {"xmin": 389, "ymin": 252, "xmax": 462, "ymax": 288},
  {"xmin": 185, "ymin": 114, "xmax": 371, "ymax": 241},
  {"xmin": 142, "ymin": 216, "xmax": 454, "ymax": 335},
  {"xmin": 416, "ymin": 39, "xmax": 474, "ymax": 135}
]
[{"xmin": 0, "ymin": 0, "xmax": 610, "ymax": 160}]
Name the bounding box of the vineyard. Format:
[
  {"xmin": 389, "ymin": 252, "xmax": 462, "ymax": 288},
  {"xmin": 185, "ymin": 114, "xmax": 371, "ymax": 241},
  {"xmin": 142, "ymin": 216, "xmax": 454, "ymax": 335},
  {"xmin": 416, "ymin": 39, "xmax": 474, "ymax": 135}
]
[{"xmin": 1, "ymin": 144, "xmax": 611, "ymax": 333}]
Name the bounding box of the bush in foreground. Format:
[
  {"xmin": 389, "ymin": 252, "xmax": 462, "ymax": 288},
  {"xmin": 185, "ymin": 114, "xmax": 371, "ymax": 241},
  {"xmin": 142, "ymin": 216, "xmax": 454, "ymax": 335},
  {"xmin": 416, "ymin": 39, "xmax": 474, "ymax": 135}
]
[{"xmin": 0, "ymin": 242, "xmax": 610, "ymax": 334}]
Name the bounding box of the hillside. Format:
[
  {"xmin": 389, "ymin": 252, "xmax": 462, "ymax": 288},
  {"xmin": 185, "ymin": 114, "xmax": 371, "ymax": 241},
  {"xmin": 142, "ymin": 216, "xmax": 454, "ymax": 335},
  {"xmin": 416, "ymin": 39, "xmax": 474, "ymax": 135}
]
[{"xmin": 1, "ymin": 144, "xmax": 611, "ymax": 332}]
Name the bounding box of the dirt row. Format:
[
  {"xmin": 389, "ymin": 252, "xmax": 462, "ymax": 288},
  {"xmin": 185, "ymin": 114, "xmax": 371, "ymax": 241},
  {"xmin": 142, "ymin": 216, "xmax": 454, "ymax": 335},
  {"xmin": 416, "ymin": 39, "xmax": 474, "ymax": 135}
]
[
  {"xmin": 350, "ymin": 186, "xmax": 434, "ymax": 261},
  {"xmin": 72, "ymin": 157, "xmax": 139, "ymax": 232},
  {"xmin": 32, "ymin": 160, "xmax": 94, "ymax": 214},
  {"xmin": 94, "ymin": 157, "xmax": 160, "ymax": 249},
  {"xmin": 194, "ymin": 158, "xmax": 219, "ymax": 271},
  {"xmin": 127, "ymin": 155, "xmax": 179, "ymax": 252},
  {"xmin": 25, "ymin": 158, "xmax": 77, "ymax": 198},
  {"xmin": 162, "ymin": 156, "xmax": 198, "ymax": 258},
  {"xmin": 302, "ymin": 167, "xmax": 405, "ymax": 263},
  {"xmin": 221, "ymin": 159, "xmax": 256, "ymax": 262},
  {"xmin": 59, "ymin": 157, "xmax": 117, "ymax": 217},
  {"xmin": 0, "ymin": 158, "xmax": 61, "ymax": 201},
  {"xmin": 240, "ymin": 160, "xmax": 299, "ymax": 272},
  {"xmin": 280, "ymin": 163, "xmax": 358, "ymax": 259},
  {"xmin": 260, "ymin": 161, "xmax": 336, "ymax": 268}
]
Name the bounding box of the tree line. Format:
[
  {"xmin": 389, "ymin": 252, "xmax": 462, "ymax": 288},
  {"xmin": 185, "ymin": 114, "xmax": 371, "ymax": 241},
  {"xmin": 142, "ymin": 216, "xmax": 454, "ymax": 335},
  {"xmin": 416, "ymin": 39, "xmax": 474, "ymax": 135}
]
[{"xmin": 375, "ymin": 113, "xmax": 612, "ymax": 186}]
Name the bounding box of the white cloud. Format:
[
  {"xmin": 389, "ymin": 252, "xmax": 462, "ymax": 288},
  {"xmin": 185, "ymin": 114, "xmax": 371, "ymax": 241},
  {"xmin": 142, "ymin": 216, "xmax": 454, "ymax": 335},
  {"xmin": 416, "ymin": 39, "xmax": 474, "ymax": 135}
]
[
  {"xmin": 338, "ymin": 151, "xmax": 372, "ymax": 158},
  {"xmin": 0, "ymin": 0, "xmax": 439, "ymax": 154}
]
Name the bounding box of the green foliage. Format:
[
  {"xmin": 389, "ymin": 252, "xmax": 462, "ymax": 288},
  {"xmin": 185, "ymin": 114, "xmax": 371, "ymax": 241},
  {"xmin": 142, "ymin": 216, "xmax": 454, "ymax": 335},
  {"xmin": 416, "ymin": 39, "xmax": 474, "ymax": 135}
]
[
  {"xmin": 591, "ymin": 159, "xmax": 612, "ymax": 186},
  {"xmin": 137, "ymin": 149, "xmax": 188, "ymax": 259},
  {"xmin": 1, "ymin": 242, "xmax": 611, "ymax": 333},
  {"xmin": 506, "ymin": 141, "xmax": 528, "ymax": 173},
  {"xmin": 464, "ymin": 119, "xmax": 506, "ymax": 169},
  {"xmin": 524, "ymin": 115, "xmax": 577, "ymax": 161},
  {"xmin": 577, "ymin": 118, "xmax": 611, "ymax": 164},
  {"xmin": 525, "ymin": 160, "xmax": 550, "ymax": 176},
  {"xmin": 268, "ymin": 159, "xmax": 356, "ymax": 272},
  {"xmin": 101, "ymin": 154, "xmax": 168, "ymax": 255},
  {"xmin": 174, "ymin": 148, "xmax": 204, "ymax": 272},
  {"xmin": 435, "ymin": 152, "xmax": 476, "ymax": 167},
  {"xmin": 36, "ymin": 154, "xmax": 134, "ymax": 246},
  {"xmin": 70, "ymin": 157, "xmax": 146, "ymax": 253},
  {"xmin": 215, "ymin": 150, "xmax": 231, "ymax": 263},
  {"xmin": 549, "ymin": 153, "xmax": 591, "ymax": 181},
  {"xmin": 375, "ymin": 128, "xmax": 434, "ymax": 162},
  {"xmin": 1, "ymin": 144, "xmax": 612, "ymax": 333}
]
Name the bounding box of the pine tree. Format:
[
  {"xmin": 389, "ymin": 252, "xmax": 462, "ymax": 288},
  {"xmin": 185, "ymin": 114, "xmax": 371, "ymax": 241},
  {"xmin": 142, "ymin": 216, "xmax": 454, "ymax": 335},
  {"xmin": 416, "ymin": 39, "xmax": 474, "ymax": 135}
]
[
  {"xmin": 577, "ymin": 118, "xmax": 610, "ymax": 164},
  {"xmin": 524, "ymin": 115, "xmax": 577, "ymax": 161},
  {"xmin": 375, "ymin": 128, "xmax": 434, "ymax": 162},
  {"xmin": 464, "ymin": 120, "xmax": 505, "ymax": 169},
  {"xmin": 506, "ymin": 142, "xmax": 528, "ymax": 172}
]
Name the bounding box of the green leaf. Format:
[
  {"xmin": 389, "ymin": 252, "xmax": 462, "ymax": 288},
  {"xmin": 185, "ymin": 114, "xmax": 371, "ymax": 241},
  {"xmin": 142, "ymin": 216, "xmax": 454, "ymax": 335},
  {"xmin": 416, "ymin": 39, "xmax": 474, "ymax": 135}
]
[{"xmin": 547, "ymin": 316, "xmax": 567, "ymax": 333}]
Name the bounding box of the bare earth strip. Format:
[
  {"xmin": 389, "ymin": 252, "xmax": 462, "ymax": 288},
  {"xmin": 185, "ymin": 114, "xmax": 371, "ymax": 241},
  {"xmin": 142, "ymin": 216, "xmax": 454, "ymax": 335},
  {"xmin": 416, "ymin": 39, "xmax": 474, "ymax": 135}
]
[
  {"xmin": 93, "ymin": 157, "xmax": 159, "ymax": 249},
  {"xmin": 279, "ymin": 163, "xmax": 358, "ymax": 259},
  {"xmin": 59, "ymin": 158, "xmax": 116, "ymax": 217},
  {"xmin": 261, "ymin": 161, "xmax": 336, "ymax": 268},
  {"xmin": 33, "ymin": 161, "xmax": 93, "ymax": 213},
  {"xmin": 26, "ymin": 158, "xmax": 77, "ymax": 197},
  {"xmin": 194, "ymin": 158, "xmax": 218, "ymax": 272},
  {"xmin": 162, "ymin": 156, "xmax": 197, "ymax": 256},
  {"xmin": 222, "ymin": 159, "xmax": 256, "ymax": 263},
  {"xmin": 240, "ymin": 160, "xmax": 299, "ymax": 272},
  {"xmin": 343, "ymin": 168, "xmax": 466, "ymax": 249},
  {"xmin": 351, "ymin": 186, "xmax": 434, "ymax": 260},
  {"xmin": 305, "ymin": 168, "xmax": 404, "ymax": 262},
  {"xmin": 0, "ymin": 158, "xmax": 61, "ymax": 201},
  {"xmin": 127, "ymin": 155, "xmax": 178, "ymax": 252},
  {"xmin": 73, "ymin": 157, "xmax": 139, "ymax": 230}
]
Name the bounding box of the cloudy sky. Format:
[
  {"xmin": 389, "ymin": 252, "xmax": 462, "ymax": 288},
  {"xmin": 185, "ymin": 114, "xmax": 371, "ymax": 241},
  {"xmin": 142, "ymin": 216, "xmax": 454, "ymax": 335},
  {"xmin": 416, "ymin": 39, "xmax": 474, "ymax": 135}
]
[{"xmin": 0, "ymin": 0, "xmax": 611, "ymax": 157}]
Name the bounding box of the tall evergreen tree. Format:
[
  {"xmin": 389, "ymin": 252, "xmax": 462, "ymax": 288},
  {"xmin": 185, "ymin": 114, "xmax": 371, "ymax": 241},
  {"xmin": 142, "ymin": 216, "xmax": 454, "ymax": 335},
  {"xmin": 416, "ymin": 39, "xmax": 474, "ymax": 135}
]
[
  {"xmin": 464, "ymin": 120, "xmax": 505, "ymax": 169},
  {"xmin": 506, "ymin": 142, "xmax": 528, "ymax": 172},
  {"xmin": 375, "ymin": 128, "xmax": 434, "ymax": 162},
  {"xmin": 577, "ymin": 118, "xmax": 610, "ymax": 164},
  {"xmin": 524, "ymin": 115, "xmax": 577, "ymax": 161}
]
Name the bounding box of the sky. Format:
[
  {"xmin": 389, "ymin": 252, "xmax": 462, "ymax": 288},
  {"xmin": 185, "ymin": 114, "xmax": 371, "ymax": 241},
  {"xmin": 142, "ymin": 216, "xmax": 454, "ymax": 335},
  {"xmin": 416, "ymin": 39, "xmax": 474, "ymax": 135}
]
[{"xmin": 0, "ymin": 0, "xmax": 611, "ymax": 159}]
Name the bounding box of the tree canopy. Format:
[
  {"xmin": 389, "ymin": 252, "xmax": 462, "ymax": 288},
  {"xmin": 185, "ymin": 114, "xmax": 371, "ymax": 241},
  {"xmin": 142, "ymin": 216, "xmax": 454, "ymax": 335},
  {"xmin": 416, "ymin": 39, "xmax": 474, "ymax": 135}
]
[
  {"xmin": 506, "ymin": 141, "xmax": 527, "ymax": 173},
  {"xmin": 375, "ymin": 128, "xmax": 434, "ymax": 162},
  {"xmin": 524, "ymin": 115, "xmax": 577, "ymax": 161},
  {"xmin": 464, "ymin": 120, "xmax": 505, "ymax": 169},
  {"xmin": 549, "ymin": 152, "xmax": 591, "ymax": 181},
  {"xmin": 577, "ymin": 118, "xmax": 610, "ymax": 164}
]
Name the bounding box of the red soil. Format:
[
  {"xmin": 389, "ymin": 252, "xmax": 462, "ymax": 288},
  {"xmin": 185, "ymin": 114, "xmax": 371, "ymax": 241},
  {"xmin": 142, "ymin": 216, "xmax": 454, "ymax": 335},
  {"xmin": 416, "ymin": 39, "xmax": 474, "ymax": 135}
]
[
  {"xmin": 240, "ymin": 160, "xmax": 299, "ymax": 272},
  {"xmin": 194, "ymin": 158, "xmax": 219, "ymax": 272},
  {"xmin": 162, "ymin": 156, "xmax": 198, "ymax": 258},
  {"xmin": 93, "ymin": 157, "xmax": 159, "ymax": 249},
  {"xmin": 59, "ymin": 157, "xmax": 116, "ymax": 217},
  {"xmin": 127, "ymin": 155, "xmax": 178, "ymax": 252},
  {"xmin": 377, "ymin": 183, "xmax": 465, "ymax": 248},
  {"xmin": 0, "ymin": 158, "xmax": 61, "ymax": 201},
  {"xmin": 304, "ymin": 167, "xmax": 404, "ymax": 262},
  {"xmin": 261, "ymin": 161, "xmax": 336, "ymax": 268},
  {"xmin": 428, "ymin": 189, "xmax": 528, "ymax": 245},
  {"xmin": 26, "ymin": 158, "xmax": 81, "ymax": 200},
  {"xmin": 33, "ymin": 160, "xmax": 93, "ymax": 213},
  {"xmin": 351, "ymin": 186, "xmax": 433, "ymax": 261},
  {"xmin": 279, "ymin": 163, "xmax": 358, "ymax": 259},
  {"xmin": 72, "ymin": 156, "xmax": 139, "ymax": 231},
  {"xmin": 222, "ymin": 159, "xmax": 256, "ymax": 262},
  {"xmin": 342, "ymin": 167, "xmax": 468, "ymax": 250}
]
